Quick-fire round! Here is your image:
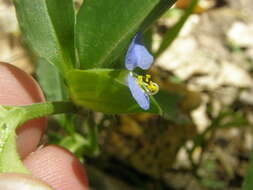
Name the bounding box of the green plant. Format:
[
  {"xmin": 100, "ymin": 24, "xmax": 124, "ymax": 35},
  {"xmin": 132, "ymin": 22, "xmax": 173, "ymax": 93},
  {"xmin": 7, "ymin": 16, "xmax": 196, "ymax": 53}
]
[{"xmin": 0, "ymin": 0, "xmax": 181, "ymax": 174}]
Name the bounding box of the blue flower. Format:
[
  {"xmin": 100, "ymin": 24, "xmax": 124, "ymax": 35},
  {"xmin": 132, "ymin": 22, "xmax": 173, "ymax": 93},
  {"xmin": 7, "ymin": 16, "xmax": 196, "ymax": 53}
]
[
  {"xmin": 127, "ymin": 73, "xmax": 150, "ymax": 110},
  {"xmin": 125, "ymin": 33, "xmax": 154, "ymax": 71},
  {"xmin": 125, "ymin": 34, "xmax": 159, "ymax": 110}
]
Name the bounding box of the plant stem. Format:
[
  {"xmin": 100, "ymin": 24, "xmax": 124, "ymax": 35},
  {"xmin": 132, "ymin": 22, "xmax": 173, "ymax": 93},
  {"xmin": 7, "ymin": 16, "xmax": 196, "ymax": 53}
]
[{"xmin": 3, "ymin": 101, "xmax": 76, "ymax": 124}]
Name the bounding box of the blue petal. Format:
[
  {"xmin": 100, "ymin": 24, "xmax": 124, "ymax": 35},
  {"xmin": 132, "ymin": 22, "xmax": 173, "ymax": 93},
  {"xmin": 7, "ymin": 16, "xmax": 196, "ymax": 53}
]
[
  {"xmin": 134, "ymin": 44, "xmax": 154, "ymax": 70},
  {"xmin": 127, "ymin": 73, "xmax": 150, "ymax": 110},
  {"xmin": 125, "ymin": 38, "xmax": 137, "ymax": 71},
  {"xmin": 125, "ymin": 34, "xmax": 153, "ymax": 71}
]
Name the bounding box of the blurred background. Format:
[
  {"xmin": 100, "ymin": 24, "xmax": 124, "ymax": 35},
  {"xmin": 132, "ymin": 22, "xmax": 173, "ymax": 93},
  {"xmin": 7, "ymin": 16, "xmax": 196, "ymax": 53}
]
[{"xmin": 1, "ymin": 0, "xmax": 253, "ymax": 189}]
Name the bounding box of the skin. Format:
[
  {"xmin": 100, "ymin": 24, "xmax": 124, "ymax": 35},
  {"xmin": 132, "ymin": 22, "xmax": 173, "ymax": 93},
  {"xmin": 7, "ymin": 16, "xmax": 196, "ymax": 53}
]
[{"xmin": 0, "ymin": 62, "xmax": 89, "ymax": 190}]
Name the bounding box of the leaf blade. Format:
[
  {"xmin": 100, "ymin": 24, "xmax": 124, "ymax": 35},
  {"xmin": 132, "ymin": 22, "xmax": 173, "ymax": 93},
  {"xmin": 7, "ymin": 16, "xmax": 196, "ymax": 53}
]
[
  {"xmin": 46, "ymin": 0, "xmax": 76, "ymax": 66},
  {"xmin": 36, "ymin": 58, "xmax": 68, "ymax": 101},
  {"xmin": 13, "ymin": 0, "xmax": 75, "ymax": 73},
  {"xmin": 76, "ymin": 0, "xmax": 162, "ymax": 69}
]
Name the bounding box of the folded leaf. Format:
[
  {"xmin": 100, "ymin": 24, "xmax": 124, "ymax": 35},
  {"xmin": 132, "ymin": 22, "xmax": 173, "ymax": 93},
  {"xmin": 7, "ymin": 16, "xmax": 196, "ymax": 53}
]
[{"xmin": 66, "ymin": 69, "xmax": 162, "ymax": 114}]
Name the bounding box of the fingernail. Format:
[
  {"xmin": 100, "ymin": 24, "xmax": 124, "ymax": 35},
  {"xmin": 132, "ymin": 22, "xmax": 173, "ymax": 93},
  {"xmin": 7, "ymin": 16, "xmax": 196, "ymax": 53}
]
[{"xmin": 0, "ymin": 173, "xmax": 54, "ymax": 190}]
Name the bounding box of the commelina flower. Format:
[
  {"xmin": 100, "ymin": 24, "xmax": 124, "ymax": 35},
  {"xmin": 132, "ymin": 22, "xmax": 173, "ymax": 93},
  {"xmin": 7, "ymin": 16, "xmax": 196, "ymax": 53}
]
[{"xmin": 125, "ymin": 33, "xmax": 159, "ymax": 110}]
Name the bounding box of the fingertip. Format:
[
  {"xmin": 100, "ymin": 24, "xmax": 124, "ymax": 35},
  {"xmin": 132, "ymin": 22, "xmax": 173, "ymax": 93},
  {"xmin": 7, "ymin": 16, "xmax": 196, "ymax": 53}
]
[
  {"xmin": 16, "ymin": 118, "xmax": 47, "ymax": 158},
  {"xmin": 24, "ymin": 145, "xmax": 89, "ymax": 190},
  {"xmin": 0, "ymin": 62, "xmax": 46, "ymax": 158}
]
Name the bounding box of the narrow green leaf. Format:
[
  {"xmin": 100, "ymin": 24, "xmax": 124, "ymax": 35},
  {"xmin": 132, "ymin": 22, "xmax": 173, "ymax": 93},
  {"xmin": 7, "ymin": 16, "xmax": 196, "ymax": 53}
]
[
  {"xmin": 76, "ymin": 0, "xmax": 162, "ymax": 69},
  {"xmin": 45, "ymin": 0, "xmax": 76, "ymax": 66},
  {"xmin": 242, "ymin": 148, "xmax": 253, "ymax": 190},
  {"xmin": 13, "ymin": 0, "xmax": 75, "ymax": 74},
  {"xmin": 155, "ymin": 0, "xmax": 198, "ymax": 57},
  {"xmin": 66, "ymin": 69, "xmax": 162, "ymax": 114},
  {"xmin": 140, "ymin": 0, "xmax": 177, "ymax": 31}
]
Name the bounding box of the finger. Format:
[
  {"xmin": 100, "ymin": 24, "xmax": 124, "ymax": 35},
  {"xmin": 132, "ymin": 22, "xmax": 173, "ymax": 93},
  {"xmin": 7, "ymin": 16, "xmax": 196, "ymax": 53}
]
[
  {"xmin": 23, "ymin": 145, "xmax": 89, "ymax": 190},
  {"xmin": 0, "ymin": 62, "xmax": 46, "ymax": 158},
  {"xmin": 0, "ymin": 173, "xmax": 54, "ymax": 190}
]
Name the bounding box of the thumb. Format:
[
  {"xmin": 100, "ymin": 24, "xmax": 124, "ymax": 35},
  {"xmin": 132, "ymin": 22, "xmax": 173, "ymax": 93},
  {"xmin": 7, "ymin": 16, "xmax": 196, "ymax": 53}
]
[{"xmin": 0, "ymin": 173, "xmax": 54, "ymax": 190}]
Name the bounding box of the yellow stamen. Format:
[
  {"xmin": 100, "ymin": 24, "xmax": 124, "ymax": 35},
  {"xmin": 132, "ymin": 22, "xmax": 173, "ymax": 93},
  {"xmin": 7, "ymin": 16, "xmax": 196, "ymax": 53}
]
[
  {"xmin": 137, "ymin": 75, "xmax": 143, "ymax": 85},
  {"xmin": 145, "ymin": 74, "xmax": 151, "ymax": 82},
  {"xmin": 136, "ymin": 74, "xmax": 159, "ymax": 95}
]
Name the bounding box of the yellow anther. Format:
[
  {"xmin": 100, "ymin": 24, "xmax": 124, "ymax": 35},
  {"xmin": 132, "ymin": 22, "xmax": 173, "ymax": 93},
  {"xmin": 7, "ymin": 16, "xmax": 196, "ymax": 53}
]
[
  {"xmin": 137, "ymin": 76, "xmax": 143, "ymax": 85},
  {"xmin": 147, "ymin": 82, "xmax": 159, "ymax": 94},
  {"xmin": 145, "ymin": 74, "xmax": 151, "ymax": 82},
  {"xmin": 136, "ymin": 74, "xmax": 159, "ymax": 95},
  {"xmin": 148, "ymin": 84, "xmax": 155, "ymax": 91}
]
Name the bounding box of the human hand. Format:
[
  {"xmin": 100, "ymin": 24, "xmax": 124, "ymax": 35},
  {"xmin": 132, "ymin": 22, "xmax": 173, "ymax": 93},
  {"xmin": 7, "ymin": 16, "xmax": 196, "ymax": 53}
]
[{"xmin": 0, "ymin": 62, "xmax": 89, "ymax": 190}]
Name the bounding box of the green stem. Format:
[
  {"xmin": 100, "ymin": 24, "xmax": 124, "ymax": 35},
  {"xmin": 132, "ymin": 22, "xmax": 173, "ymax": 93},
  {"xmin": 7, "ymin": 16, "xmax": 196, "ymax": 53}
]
[
  {"xmin": 81, "ymin": 113, "xmax": 99, "ymax": 157},
  {"xmin": 0, "ymin": 101, "xmax": 77, "ymax": 174},
  {"xmin": 3, "ymin": 101, "xmax": 76, "ymax": 124}
]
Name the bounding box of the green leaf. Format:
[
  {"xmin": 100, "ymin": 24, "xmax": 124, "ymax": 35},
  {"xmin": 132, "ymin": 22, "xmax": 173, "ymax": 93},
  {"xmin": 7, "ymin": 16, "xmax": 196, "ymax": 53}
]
[
  {"xmin": 66, "ymin": 69, "xmax": 162, "ymax": 114},
  {"xmin": 155, "ymin": 90, "xmax": 181, "ymax": 116},
  {"xmin": 155, "ymin": 90, "xmax": 191, "ymax": 124},
  {"xmin": 59, "ymin": 120, "xmax": 100, "ymax": 159},
  {"xmin": 13, "ymin": 0, "xmax": 75, "ymax": 74},
  {"xmin": 155, "ymin": 90, "xmax": 181, "ymax": 117},
  {"xmin": 36, "ymin": 58, "xmax": 68, "ymax": 101},
  {"xmin": 155, "ymin": 0, "xmax": 198, "ymax": 57},
  {"xmin": 60, "ymin": 133, "xmax": 88, "ymax": 158},
  {"xmin": 242, "ymin": 147, "xmax": 253, "ymax": 190},
  {"xmin": 45, "ymin": 0, "xmax": 76, "ymax": 66},
  {"xmin": 76, "ymin": 0, "xmax": 163, "ymax": 69}
]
